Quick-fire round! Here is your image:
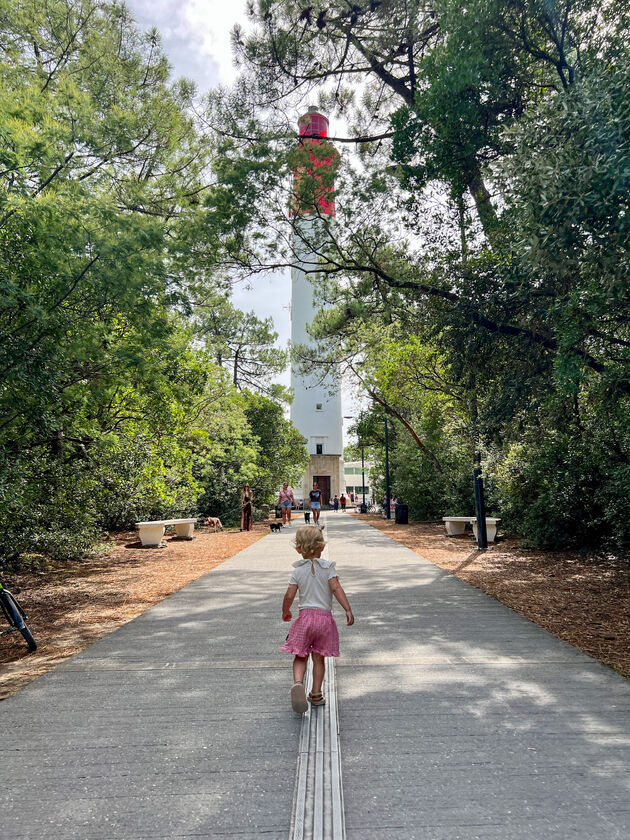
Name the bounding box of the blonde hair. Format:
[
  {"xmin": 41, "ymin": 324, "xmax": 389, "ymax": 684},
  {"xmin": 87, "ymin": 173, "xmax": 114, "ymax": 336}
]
[{"xmin": 294, "ymin": 525, "xmax": 325, "ymax": 559}]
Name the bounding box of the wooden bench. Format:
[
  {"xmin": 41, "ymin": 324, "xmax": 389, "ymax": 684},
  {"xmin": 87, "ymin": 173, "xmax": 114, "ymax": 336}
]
[
  {"xmin": 442, "ymin": 516, "xmax": 501, "ymax": 543},
  {"xmin": 136, "ymin": 518, "xmax": 198, "ymax": 547}
]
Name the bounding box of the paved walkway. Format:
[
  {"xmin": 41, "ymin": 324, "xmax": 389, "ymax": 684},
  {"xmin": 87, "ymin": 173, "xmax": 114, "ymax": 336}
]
[{"xmin": 1, "ymin": 513, "xmax": 629, "ymax": 839}]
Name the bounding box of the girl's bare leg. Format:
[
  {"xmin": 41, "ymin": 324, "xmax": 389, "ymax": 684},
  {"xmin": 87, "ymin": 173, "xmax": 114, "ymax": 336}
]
[
  {"xmin": 293, "ymin": 655, "xmax": 308, "ymax": 684},
  {"xmin": 311, "ymin": 652, "xmax": 325, "ymax": 695},
  {"xmin": 282, "ymin": 506, "xmax": 288, "ymax": 524}
]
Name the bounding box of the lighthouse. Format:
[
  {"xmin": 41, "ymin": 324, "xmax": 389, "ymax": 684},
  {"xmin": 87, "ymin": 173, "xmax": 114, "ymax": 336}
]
[{"xmin": 290, "ymin": 109, "xmax": 344, "ymax": 507}]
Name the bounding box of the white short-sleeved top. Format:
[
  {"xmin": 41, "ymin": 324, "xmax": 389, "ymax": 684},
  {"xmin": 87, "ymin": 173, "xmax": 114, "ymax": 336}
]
[{"xmin": 289, "ymin": 557, "xmax": 338, "ymax": 611}]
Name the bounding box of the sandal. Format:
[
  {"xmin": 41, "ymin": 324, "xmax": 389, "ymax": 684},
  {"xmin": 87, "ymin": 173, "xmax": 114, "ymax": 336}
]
[
  {"xmin": 291, "ymin": 681, "xmax": 308, "ymax": 714},
  {"xmin": 308, "ymin": 691, "xmax": 326, "ymax": 706}
]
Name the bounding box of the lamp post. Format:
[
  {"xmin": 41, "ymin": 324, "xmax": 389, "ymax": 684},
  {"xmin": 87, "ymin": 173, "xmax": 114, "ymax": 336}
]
[
  {"xmin": 473, "ymin": 451, "xmax": 488, "ymax": 550},
  {"xmin": 344, "ymin": 414, "xmax": 368, "ymax": 513},
  {"xmin": 343, "ymin": 413, "xmax": 390, "ymax": 515},
  {"xmin": 360, "ymin": 444, "xmax": 366, "ymax": 509},
  {"xmin": 384, "ymin": 415, "xmax": 391, "ymax": 519}
]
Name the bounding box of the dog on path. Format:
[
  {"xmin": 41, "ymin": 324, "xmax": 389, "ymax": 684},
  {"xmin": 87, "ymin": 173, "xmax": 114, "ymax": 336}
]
[
  {"xmin": 269, "ymin": 522, "xmax": 283, "ymax": 533},
  {"xmin": 204, "ymin": 516, "xmax": 224, "ymax": 532},
  {"xmin": 303, "ymin": 511, "xmax": 311, "ymax": 523}
]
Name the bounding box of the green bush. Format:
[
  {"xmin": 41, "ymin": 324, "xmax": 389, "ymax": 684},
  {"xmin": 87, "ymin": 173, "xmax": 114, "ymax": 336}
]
[
  {"xmin": 0, "ymin": 438, "xmax": 202, "ymax": 563},
  {"xmin": 381, "ymin": 434, "xmax": 493, "ymax": 521},
  {"xmin": 92, "ymin": 435, "xmax": 201, "ymax": 530},
  {"xmin": 0, "ymin": 455, "xmax": 101, "ymax": 562},
  {"xmin": 495, "ymin": 421, "xmax": 630, "ymax": 551}
]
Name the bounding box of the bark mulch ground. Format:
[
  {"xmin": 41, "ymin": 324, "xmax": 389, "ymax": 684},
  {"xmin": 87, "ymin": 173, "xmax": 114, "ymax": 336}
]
[
  {"xmin": 352, "ymin": 513, "xmax": 630, "ymax": 678},
  {"xmin": 0, "ymin": 523, "xmax": 266, "ymax": 699}
]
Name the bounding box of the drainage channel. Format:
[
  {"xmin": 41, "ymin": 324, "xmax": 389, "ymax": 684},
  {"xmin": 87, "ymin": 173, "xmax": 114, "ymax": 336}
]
[{"xmin": 290, "ymin": 657, "xmax": 346, "ymax": 840}]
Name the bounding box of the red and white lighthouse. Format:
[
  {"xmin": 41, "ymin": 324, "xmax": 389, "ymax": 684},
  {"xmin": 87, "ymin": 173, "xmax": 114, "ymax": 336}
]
[{"xmin": 290, "ymin": 109, "xmax": 344, "ymax": 507}]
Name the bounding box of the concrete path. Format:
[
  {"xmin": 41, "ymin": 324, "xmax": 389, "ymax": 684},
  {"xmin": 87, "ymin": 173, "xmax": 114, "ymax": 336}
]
[
  {"xmin": 327, "ymin": 514, "xmax": 630, "ymax": 839},
  {"xmin": 1, "ymin": 513, "xmax": 629, "ymax": 840}
]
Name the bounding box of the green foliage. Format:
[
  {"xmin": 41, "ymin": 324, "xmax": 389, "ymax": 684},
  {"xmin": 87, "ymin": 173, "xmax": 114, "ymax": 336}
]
[
  {"xmin": 494, "ymin": 398, "xmax": 630, "ymax": 550},
  {"xmin": 0, "ymin": 0, "xmax": 308, "ymax": 561},
  {"xmin": 242, "ymin": 392, "xmax": 309, "ymax": 503},
  {"xmin": 194, "ymin": 292, "xmax": 289, "ymax": 395},
  {"xmin": 371, "ymin": 428, "xmax": 477, "ymax": 522},
  {"xmin": 239, "ymin": 0, "xmax": 629, "ymax": 552},
  {"xmin": 188, "ymin": 391, "xmax": 309, "ymax": 526},
  {"xmin": 496, "ymin": 59, "xmax": 630, "ymax": 393}
]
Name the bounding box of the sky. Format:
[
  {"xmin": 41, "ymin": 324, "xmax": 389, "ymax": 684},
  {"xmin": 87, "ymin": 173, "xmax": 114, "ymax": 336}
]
[
  {"xmin": 127, "ymin": 1, "xmax": 292, "ymax": 351},
  {"xmin": 126, "ymin": 0, "xmax": 244, "ymax": 89},
  {"xmin": 125, "ymin": 0, "xmax": 363, "ymax": 435}
]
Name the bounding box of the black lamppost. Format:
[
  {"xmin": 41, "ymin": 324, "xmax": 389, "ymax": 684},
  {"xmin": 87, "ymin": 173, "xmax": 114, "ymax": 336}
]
[
  {"xmin": 344, "ymin": 414, "xmax": 368, "ymax": 513},
  {"xmin": 473, "ymin": 451, "xmax": 488, "ymax": 550},
  {"xmin": 343, "ymin": 413, "xmax": 391, "ymax": 516},
  {"xmin": 360, "ymin": 444, "xmax": 366, "ymax": 509},
  {"xmin": 384, "ymin": 416, "xmax": 391, "ymax": 519}
]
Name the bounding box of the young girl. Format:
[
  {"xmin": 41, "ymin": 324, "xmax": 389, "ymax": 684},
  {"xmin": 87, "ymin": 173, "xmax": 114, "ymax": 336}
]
[{"xmin": 281, "ymin": 525, "xmax": 354, "ymax": 713}]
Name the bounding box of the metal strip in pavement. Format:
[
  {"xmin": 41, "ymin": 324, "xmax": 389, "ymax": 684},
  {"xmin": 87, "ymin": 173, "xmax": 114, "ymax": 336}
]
[
  {"xmin": 327, "ymin": 655, "xmax": 345, "ymax": 838},
  {"xmin": 292, "ymin": 659, "xmax": 312, "ymax": 840},
  {"xmin": 290, "ymin": 657, "xmax": 346, "ymax": 840}
]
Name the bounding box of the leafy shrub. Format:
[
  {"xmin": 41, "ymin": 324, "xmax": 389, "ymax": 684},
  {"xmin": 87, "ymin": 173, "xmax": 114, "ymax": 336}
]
[
  {"xmin": 0, "ymin": 455, "xmax": 101, "ymax": 562},
  {"xmin": 495, "ymin": 418, "xmax": 630, "ymax": 551},
  {"xmin": 0, "ymin": 438, "xmax": 202, "ymax": 563}
]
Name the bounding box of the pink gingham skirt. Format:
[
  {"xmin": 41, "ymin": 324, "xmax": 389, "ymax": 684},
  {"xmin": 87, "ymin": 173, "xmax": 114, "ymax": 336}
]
[{"xmin": 281, "ymin": 608, "xmax": 340, "ymax": 658}]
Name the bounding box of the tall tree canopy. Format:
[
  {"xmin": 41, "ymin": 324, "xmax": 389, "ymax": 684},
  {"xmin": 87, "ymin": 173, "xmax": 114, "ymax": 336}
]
[
  {"xmin": 0, "ymin": 0, "xmax": 308, "ymax": 560},
  {"xmin": 215, "ymin": 0, "xmax": 630, "ymax": 549}
]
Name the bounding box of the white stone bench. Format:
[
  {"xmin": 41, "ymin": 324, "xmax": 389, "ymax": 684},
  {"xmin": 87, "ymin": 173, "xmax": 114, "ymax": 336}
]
[
  {"xmin": 136, "ymin": 518, "xmax": 197, "ymax": 547},
  {"xmin": 442, "ymin": 516, "xmax": 501, "ymax": 543}
]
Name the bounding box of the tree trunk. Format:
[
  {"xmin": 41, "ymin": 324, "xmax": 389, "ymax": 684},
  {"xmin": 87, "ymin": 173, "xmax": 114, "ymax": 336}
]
[
  {"xmin": 465, "ymin": 165, "xmax": 499, "ymax": 245},
  {"xmin": 369, "ymin": 391, "xmax": 445, "ymax": 474}
]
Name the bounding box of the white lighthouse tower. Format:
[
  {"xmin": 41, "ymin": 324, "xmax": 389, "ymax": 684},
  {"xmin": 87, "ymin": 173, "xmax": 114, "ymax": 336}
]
[{"xmin": 290, "ymin": 109, "xmax": 344, "ymax": 507}]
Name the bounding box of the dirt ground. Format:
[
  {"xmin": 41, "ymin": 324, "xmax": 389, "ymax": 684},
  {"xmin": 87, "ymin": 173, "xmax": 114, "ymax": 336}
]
[
  {"xmin": 0, "ymin": 523, "xmax": 266, "ymax": 699},
  {"xmin": 352, "ymin": 513, "xmax": 630, "ymax": 678},
  {"xmin": 1, "ymin": 514, "xmax": 628, "ymax": 699}
]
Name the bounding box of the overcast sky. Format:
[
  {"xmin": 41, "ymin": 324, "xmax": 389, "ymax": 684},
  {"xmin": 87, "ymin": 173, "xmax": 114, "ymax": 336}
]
[
  {"xmin": 125, "ymin": 1, "xmax": 362, "ymax": 432},
  {"xmin": 126, "ymin": 1, "xmax": 293, "ymax": 369},
  {"xmin": 126, "ymin": 0, "xmax": 243, "ymax": 88}
]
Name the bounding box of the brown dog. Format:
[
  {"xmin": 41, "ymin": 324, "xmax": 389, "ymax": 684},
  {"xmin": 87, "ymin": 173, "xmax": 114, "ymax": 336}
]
[{"xmin": 204, "ymin": 516, "xmax": 224, "ymax": 532}]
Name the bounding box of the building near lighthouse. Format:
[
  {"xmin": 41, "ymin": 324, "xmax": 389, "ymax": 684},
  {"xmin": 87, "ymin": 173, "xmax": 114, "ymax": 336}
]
[{"xmin": 290, "ymin": 109, "xmax": 344, "ymax": 507}]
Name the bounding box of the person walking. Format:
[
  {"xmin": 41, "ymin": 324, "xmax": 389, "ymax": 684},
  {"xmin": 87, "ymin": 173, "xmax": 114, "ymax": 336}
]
[
  {"xmin": 281, "ymin": 525, "xmax": 354, "ymax": 713},
  {"xmin": 308, "ymin": 481, "xmax": 323, "ymax": 525},
  {"xmin": 277, "ymin": 482, "xmax": 295, "ymax": 525},
  {"xmin": 332, "ymin": 495, "xmax": 339, "ymax": 512},
  {"xmin": 340, "ymin": 493, "xmax": 347, "ymax": 512},
  {"xmin": 240, "ymin": 484, "xmax": 253, "ymax": 531}
]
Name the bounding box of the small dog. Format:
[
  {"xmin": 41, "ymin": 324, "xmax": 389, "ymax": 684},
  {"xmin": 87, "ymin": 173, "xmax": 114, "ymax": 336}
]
[
  {"xmin": 303, "ymin": 511, "xmax": 311, "ymax": 523},
  {"xmin": 204, "ymin": 516, "xmax": 224, "ymax": 532},
  {"xmin": 269, "ymin": 522, "xmax": 283, "ymax": 533}
]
